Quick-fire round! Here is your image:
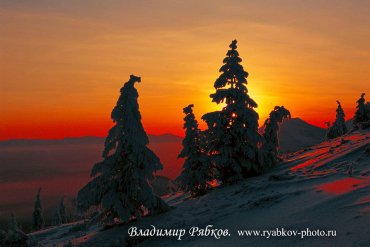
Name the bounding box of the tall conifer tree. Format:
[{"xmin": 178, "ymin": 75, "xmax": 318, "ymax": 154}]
[
  {"xmin": 327, "ymin": 101, "xmax": 347, "ymax": 139},
  {"xmin": 262, "ymin": 106, "xmax": 291, "ymax": 166},
  {"xmin": 202, "ymin": 40, "xmax": 263, "ymax": 184},
  {"xmin": 354, "ymin": 93, "xmax": 368, "ymax": 124},
  {"xmin": 32, "ymin": 188, "xmax": 44, "ymax": 231},
  {"xmin": 77, "ymin": 75, "xmax": 169, "ymax": 223},
  {"xmin": 178, "ymin": 104, "xmax": 213, "ymax": 196}
]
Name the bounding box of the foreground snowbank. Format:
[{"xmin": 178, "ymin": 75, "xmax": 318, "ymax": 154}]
[{"xmin": 31, "ymin": 130, "xmax": 370, "ymax": 247}]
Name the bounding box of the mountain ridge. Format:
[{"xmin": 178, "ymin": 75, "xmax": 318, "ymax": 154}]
[
  {"xmin": 0, "ymin": 118, "xmax": 326, "ymax": 153},
  {"xmin": 278, "ymin": 117, "xmax": 326, "ymax": 152},
  {"xmin": 0, "ymin": 134, "xmax": 183, "ymax": 147}
]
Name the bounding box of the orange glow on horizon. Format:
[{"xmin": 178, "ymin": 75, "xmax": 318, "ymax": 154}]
[{"xmin": 0, "ymin": 1, "xmax": 369, "ymax": 140}]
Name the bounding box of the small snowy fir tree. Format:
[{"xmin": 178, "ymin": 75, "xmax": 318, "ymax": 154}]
[
  {"xmin": 263, "ymin": 106, "xmax": 291, "ymax": 167},
  {"xmin": 77, "ymin": 75, "xmax": 169, "ymax": 224},
  {"xmin": 354, "ymin": 93, "xmax": 369, "ymax": 124},
  {"xmin": 177, "ymin": 104, "xmax": 213, "ymax": 196},
  {"xmin": 202, "ymin": 40, "xmax": 263, "ymax": 184},
  {"xmin": 32, "ymin": 188, "xmax": 44, "ymax": 231},
  {"xmin": 325, "ymin": 121, "xmax": 332, "ymax": 138},
  {"xmin": 0, "ymin": 230, "xmax": 6, "ymax": 246},
  {"xmin": 53, "ymin": 197, "xmax": 67, "ymax": 225},
  {"xmin": 3, "ymin": 214, "xmax": 29, "ymax": 247},
  {"xmin": 327, "ymin": 101, "xmax": 348, "ymax": 139}
]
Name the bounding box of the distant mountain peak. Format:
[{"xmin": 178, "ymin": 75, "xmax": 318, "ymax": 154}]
[
  {"xmin": 148, "ymin": 133, "xmax": 182, "ymax": 143},
  {"xmin": 278, "ymin": 117, "xmax": 326, "ymax": 153},
  {"xmin": 283, "ymin": 117, "xmax": 325, "ymax": 129}
]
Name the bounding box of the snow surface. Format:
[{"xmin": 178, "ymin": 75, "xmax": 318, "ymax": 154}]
[{"xmin": 30, "ymin": 130, "xmax": 370, "ymax": 247}]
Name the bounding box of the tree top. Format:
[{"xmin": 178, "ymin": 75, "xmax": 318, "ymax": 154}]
[
  {"xmin": 230, "ymin": 40, "xmax": 237, "ymax": 50},
  {"xmin": 129, "ymin": 74, "xmax": 141, "ymax": 83},
  {"xmin": 183, "ymin": 104, "xmax": 194, "ymax": 114}
]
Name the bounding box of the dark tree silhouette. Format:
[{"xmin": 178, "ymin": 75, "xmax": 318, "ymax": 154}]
[
  {"xmin": 263, "ymin": 106, "xmax": 291, "ymax": 166},
  {"xmin": 354, "ymin": 93, "xmax": 368, "ymax": 124},
  {"xmin": 327, "ymin": 100, "xmax": 347, "ymax": 139},
  {"xmin": 32, "ymin": 188, "xmax": 44, "ymax": 231},
  {"xmin": 177, "ymin": 104, "xmax": 214, "ymax": 196},
  {"xmin": 1, "ymin": 214, "xmax": 29, "ymax": 246},
  {"xmin": 77, "ymin": 75, "xmax": 169, "ymax": 224},
  {"xmin": 53, "ymin": 197, "xmax": 67, "ymax": 225},
  {"xmin": 202, "ymin": 40, "xmax": 263, "ymax": 184}
]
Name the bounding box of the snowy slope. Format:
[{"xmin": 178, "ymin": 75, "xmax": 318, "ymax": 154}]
[
  {"xmin": 31, "ymin": 130, "xmax": 370, "ymax": 247},
  {"xmin": 0, "ymin": 120, "xmax": 324, "ymax": 228}
]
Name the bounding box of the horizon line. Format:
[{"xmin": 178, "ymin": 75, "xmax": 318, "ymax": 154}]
[{"xmin": 0, "ymin": 117, "xmax": 332, "ymax": 141}]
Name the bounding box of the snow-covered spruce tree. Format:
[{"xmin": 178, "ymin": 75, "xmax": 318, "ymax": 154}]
[
  {"xmin": 177, "ymin": 104, "xmax": 213, "ymax": 196},
  {"xmin": 325, "ymin": 121, "xmax": 332, "ymax": 138},
  {"xmin": 77, "ymin": 75, "xmax": 169, "ymax": 224},
  {"xmin": 52, "ymin": 208, "xmax": 61, "ymax": 226},
  {"xmin": 4, "ymin": 214, "xmax": 29, "ymax": 246},
  {"xmin": 202, "ymin": 40, "xmax": 264, "ymax": 184},
  {"xmin": 53, "ymin": 197, "xmax": 67, "ymax": 225},
  {"xmin": 327, "ymin": 100, "xmax": 348, "ymax": 139},
  {"xmin": 262, "ymin": 106, "xmax": 291, "ymax": 167},
  {"xmin": 0, "ymin": 230, "xmax": 6, "ymax": 246},
  {"xmin": 58, "ymin": 197, "xmax": 67, "ymax": 224},
  {"xmin": 32, "ymin": 188, "xmax": 44, "ymax": 231},
  {"xmin": 354, "ymin": 93, "xmax": 368, "ymax": 124}
]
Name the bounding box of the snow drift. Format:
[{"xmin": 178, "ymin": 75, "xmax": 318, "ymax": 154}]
[{"xmin": 30, "ymin": 129, "xmax": 370, "ymax": 247}]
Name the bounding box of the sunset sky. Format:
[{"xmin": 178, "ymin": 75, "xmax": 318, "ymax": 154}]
[{"xmin": 1, "ymin": 0, "xmax": 370, "ymax": 139}]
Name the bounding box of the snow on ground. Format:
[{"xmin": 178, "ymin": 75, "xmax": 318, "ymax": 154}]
[{"xmin": 31, "ymin": 130, "xmax": 370, "ymax": 247}]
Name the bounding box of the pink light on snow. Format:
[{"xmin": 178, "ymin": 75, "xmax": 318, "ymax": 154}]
[{"xmin": 317, "ymin": 177, "xmax": 370, "ymax": 195}]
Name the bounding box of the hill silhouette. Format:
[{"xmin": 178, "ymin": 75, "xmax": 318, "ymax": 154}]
[{"xmin": 278, "ymin": 117, "xmax": 326, "ymax": 152}]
